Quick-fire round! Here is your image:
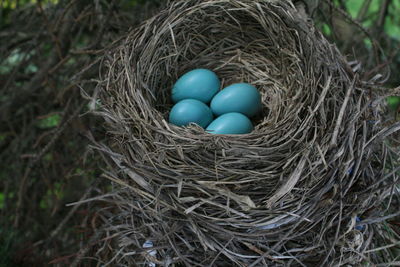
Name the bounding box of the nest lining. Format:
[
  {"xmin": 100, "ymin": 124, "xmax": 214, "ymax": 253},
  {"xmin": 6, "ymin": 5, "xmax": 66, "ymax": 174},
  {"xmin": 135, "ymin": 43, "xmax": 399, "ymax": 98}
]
[{"xmin": 95, "ymin": 0, "xmax": 399, "ymax": 266}]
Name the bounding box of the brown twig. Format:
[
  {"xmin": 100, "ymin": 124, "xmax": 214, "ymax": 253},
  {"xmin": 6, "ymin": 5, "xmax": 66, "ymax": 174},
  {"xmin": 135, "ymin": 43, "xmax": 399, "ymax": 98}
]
[{"xmin": 14, "ymin": 101, "xmax": 85, "ymax": 227}]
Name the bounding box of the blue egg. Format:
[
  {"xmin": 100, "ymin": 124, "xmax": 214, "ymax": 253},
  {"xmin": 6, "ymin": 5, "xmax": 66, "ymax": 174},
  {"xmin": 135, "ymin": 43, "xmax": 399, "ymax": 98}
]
[
  {"xmin": 169, "ymin": 99, "xmax": 213, "ymax": 128},
  {"xmin": 210, "ymin": 83, "xmax": 262, "ymax": 117},
  {"xmin": 172, "ymin": 69, "xmax": 220, "ymax": 104},
  {"xmin": 206, "ymin": 112, "xmax": 253, "ymax": 134}
]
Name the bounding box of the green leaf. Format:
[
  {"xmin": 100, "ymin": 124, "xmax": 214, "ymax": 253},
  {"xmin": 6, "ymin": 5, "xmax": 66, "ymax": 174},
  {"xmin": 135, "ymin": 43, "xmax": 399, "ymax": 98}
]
[
  {"xmin": 39, "ymin": 198, "xmax": 47, "ymax": 210},
  {"xmin": 322, "ymin": 23, "xmax": 331, "ymax": 36},
  {"xmin": 0, "ymin": 193, "xmax": 4, "ymax": 209},
  {"xmin": 387, "ymin": 96, "xmax": 400, "ymax": 110},
  {"xmin": 363, "ymin": 38, "xmax": 372, "ymax": 49},
  {"xmin": 2, "ymin": 0, "xmax": 59, "ymax": 9},
  {"xmin": 43, "ymin": 153, "xmax": 53, "ymax": 162},
  {"xmin": 385, "ymin": 14, "xmax": 400, "ymax": 41},
  {"xmin": 0, "ymin": 134, "xmax": 6, "ymax": 143},
  {"xmin": 36, "ymin": 114, "xmax": 61, "ymax": 129},
  {"xmin": 0, "ymin": 49, "xmax": 37, "ymax": 75},
  {"xmin": 344, "ymin": 1, "xmax": 363, "ymax": 18}
]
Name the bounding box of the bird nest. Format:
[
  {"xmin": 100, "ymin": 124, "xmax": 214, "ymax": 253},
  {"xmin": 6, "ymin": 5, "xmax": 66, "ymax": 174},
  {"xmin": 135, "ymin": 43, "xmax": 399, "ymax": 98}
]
[{"xmin": 93, "ymin": 0, "xmax": 400, "ymax": 266}]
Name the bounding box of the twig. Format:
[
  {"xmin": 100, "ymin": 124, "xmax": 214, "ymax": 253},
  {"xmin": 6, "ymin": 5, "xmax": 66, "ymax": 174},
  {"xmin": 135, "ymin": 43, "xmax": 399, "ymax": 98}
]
[
  {"xmin": 356, "ymin": 0, "xmax": 372, "ymax": 21},
  {"xmin": 70, "ymin": 226, "xmax": 104, "ymax": 267},
  {"xmin": 14, "ymin": 101, "xmax": 85, "ymax": 227},
  {"xmin": 376, "ymin": 0, "xmax": 391, "ymax": 33},
  {"xmin": 42, "ymin": 180, "xmax": 99, "ymax": 248}
]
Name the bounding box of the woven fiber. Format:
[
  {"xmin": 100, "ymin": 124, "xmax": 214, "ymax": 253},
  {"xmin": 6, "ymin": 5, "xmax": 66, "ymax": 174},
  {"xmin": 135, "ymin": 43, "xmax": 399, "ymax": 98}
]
[{"xmin": 94, "ymin": 0, "xmax": 399, "ymax": 266}]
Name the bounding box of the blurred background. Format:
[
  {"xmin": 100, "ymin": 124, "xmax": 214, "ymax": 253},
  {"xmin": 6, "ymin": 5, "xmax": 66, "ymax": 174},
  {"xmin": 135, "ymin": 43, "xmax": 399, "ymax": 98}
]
[{"xmin": 0, "ymin": 0, "xmax": 399, "ymax": 266}]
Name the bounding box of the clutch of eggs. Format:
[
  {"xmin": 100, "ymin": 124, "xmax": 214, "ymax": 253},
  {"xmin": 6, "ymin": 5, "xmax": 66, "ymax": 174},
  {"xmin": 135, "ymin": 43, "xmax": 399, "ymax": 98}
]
[{"xmin": 169, "ymin": 69, "xmax": 262, "ymax": 134}]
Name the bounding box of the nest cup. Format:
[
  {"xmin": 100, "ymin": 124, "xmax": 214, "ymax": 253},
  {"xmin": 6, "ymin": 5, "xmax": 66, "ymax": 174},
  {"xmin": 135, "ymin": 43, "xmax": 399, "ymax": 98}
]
[{"xmin": 97, "ymin": 0, "xmax": 395, "ymax": 266}]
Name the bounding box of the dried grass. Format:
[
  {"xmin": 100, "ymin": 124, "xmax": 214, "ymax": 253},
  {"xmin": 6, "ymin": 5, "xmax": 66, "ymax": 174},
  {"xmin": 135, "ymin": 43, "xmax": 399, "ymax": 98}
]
[{"xmin": 92, "ymin": 0, "xmax": 400, "ymax": 266}]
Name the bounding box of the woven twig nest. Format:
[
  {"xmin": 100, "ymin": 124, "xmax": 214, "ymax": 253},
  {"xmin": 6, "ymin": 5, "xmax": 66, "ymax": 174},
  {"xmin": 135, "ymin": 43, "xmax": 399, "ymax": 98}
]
[{"xmin": 95, "ymin": 0, "xmax": 399, "ymax": 266}]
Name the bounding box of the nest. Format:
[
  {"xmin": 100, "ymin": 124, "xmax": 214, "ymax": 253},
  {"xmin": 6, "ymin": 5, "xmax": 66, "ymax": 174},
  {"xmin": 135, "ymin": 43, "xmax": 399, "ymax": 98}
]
[{"xmin": 94, "ymin": 0, "xmax": 400, "ymax": 266}]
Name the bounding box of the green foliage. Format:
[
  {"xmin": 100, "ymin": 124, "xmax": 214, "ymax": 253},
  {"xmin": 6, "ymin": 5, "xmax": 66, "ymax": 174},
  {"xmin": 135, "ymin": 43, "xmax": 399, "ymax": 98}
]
[
  {"xmin": 2, "ymin": 0, "xmax": 59, "ymax": 9},
  {"xmin": 385, "ymin": 3, "xmax": 400, "ymax": 41},
  {"xmin": 322, "ymin": 1, "xmax": 400, "ymax": 41},
  {"xmin": 387, "ymin": 96, "xmax": 400, "ymax": 111},
  {"xmin": 343, "ymin": 0, "xmax": 380, "ymax": 26},
  {"xmin": 0, "ymin": 191, "xmax": 15, "ymax": 209},
  {"xmin": 321, "ymin": 23, "xmax": 331, "ymax": 36},
  {"xmin": 318, "ymin": 0, "xmax": 400, "ymax": 87},
  {"xmin": 0, "ymin": 49, "xmax": 37, "ymax": 75},
  {"xmin": 343, "ymin": 1, "xmax": 364, "ymax": 18},
  {"xmin": 36, "ymin": 114, "xmax": 61, "ymax": 129},
  {"xmin": 43, "ymin": 153, "xmax": 53, "ymax": 162},
  {"xmin": 344, "ymin": 0, "xmax": 400, "ymax": 40},
  {"xmin": 0, "ymin": 193, "xmax": 4, "ymax": 209},
  {"xmin": 0, "ymin": 134, "xmax": 6, "ymax": 143},
  {"xmin": 40, "ymin": 182, "xmax": 64, "ymax": 210},
  {"xmin": 349, "ymin": 0, "xmax": 399, "ymax": 39},
  {"xmin": 0, "ymin": 191, "xmax": 14, "ymax": 210}
]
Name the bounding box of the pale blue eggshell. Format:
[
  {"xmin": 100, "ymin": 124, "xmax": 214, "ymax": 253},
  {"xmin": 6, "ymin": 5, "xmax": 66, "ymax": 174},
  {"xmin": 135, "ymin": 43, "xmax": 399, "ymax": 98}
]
[
  {"xmin": 206, "ymin": 112, "xmax": 253, "ymax": 134},
  {"xmin": 210, "ymin": 83, "xmax": 262, "ymax": 117},
  {"xmin": 169, "ymin": 99, "xmax": 213, "ymax": 128},
  {"xmin": 172, "ymin": 69, "xmax": 220, "ymax": 104}
]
